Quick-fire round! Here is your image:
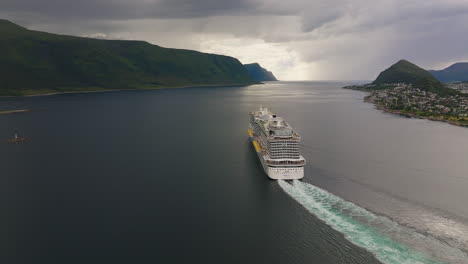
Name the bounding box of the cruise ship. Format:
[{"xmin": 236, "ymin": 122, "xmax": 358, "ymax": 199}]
[{"xmin": 248, "ymin": 106, "xmax": 306, "ymax": 180}]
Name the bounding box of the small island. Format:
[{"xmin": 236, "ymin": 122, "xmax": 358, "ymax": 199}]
[{"xmin": 345, "ymin": 60, "xmax": 468, "ymax": 127}]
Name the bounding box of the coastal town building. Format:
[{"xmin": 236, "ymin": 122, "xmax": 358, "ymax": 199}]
[{"xmin": 352, "ymin": 83, "xmax": 468, "ymax": 127}]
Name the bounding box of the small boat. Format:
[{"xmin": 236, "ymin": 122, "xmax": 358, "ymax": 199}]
[{"xmin": 4, "ymin": 131, "xmax": 30, "ymax": 143}]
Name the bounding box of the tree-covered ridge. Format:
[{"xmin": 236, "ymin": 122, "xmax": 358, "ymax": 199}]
[
  {"xmin": 373, "ymin": 60, "xmax": 435, "ymax": 84},
  {"xmin": 0, "ymin": 19, "xmax": 257, "ymax": 96},
  {"xmin": 372, "ymin": 60, "xmax": 458, "ymax": 96},
  {"xmin": 344, "ymin": 59, "xmax": 468, "ymax": 127}
]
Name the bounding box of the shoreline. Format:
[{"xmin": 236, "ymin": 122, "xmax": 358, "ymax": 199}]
[
  {"xmin": 0, "ymin": 109, "xmax": 33, "ymax": 115},
  {"xmin": 345, "ymin": 86, "xmax": 468, "ymax": 128},
  {"xmin": 0, "ymin": 82, "xmax": 261, "ymax": 98},
  {"xmin": 377, "ymin": 107, "xmax": 468, "ymax": 127},
  {"xmin": 0, "ymin": 108, "xmax": 47, "ymax": 115}
]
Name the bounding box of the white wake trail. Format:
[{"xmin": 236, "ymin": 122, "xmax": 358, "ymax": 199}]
[{"xmin": 279, "ymin": 180, "xmax": 468, "ymax": 264}]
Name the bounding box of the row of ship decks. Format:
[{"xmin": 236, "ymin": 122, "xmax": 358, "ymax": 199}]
[
  {"xmin": 261, "ymin": 131, "xmax": 302, "ymax": 159},
  {"xmin": 263, "ymin": 156, "xmax": 306, "ymax": 166},
  {"xmin": 269, "ymin": 135, "xmax": 300, "ymax": 140},
  {"xmin": 250, "ymin": 115, "xmax": 301, "ymax": 139},
  {"xmin": 254, "ymin": 136, "xmax": 303, "ymax": 160},
  {"xmin": 251, "ymin": 124, "xmax": 303, "ymax": 160},
  {"xmin": 250, "ymin": 107, "xmax": 307, "ymax": 168},
  {"xmin": 249, "ymin": 107, "xmax": 305, "ymax": 159},
  {"xmin": 251, "ymin": 121, "xmax": 301, "ymax": 139}
]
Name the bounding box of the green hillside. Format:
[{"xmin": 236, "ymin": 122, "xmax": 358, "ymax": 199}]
[
  {"xmin": 372, "ymin": 60, "xmax": 458, "ymax": 96},
  {"xmin": 0, "ymin": 19, "xmax": 257, "ymax": 96}
]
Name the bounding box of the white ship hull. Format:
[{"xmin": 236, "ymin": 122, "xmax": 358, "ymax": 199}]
[
  {"xmin": 248, "ymin": 106, "xmax": 306, "ymax": 180},
  {"xmin": 265, "ymin": 164, "xmax": 304, "ymax": 180},
  {"xmin": 249, "ymin": 136, "xmax": 304, "ymax": 180}
]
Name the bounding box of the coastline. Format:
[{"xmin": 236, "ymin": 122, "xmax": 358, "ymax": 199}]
[
  {"xmin": 0, "ymin": 109, "xmax": 33, "ymax": 115},
  {"xmin": 0, "ymin": 82, "xmax": 261, "ymax": 98},
  {"xmin": 377, "ymin": 106, "xmax": 468, "ymax": 127},
  {"xmin": 0, "ymin": 108, "xmax": 47, "ymax": 115},
  {"xmin": 345, "ymin": 86, "xmax": 468, "ymax": 128}
]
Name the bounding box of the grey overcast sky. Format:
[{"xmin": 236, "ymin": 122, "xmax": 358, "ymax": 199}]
[{"xmin": 2, "ymin": 0, "xmax": 468, "ymax": 80}]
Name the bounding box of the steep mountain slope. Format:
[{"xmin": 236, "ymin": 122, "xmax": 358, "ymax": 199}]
[
  {"xmin": 0, "ymin": 19, "xmax": 257, "ymax": 96},
  {"xmin": 243, "ymin": 63, "xmax": 278, "ymax": 81},
  {"xmin": 373, "ymin": 60, "xmax": 437, "ymax": 85},
  {"xmin": 372, "ymin": 59, "xmax": 456, "ymax": 95}
]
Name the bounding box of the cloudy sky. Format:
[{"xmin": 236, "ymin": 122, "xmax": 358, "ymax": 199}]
[{"xmin": 2, "ymin": 0, "xmax": 468, "ymax": 80}]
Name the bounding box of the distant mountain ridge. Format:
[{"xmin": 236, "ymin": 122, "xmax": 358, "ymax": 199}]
[
  {"xmin": 371, "ymin": 59, "xmax": 457, "ymax": 95},
  {"xmin": 243, "ymin": 63, "xmax": 278, "ymax": 81},
  {"xmin": 373, "ymin": 60, "xmax": 437, "ymax": 85},
  {"xmin": 0, "ymin": 19, "xmax": 257, "ymax": 96},
  {"xmin": 429, "ymin": 63, "xmax": 468, "ymax": 83},
  {"xmin": 342, "ymin": 59, "xmax": 461, "ymax": 96}
]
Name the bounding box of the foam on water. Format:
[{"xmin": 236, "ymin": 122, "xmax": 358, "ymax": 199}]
[{"xmin": 279, "ymin": 180, "xmax": 468, "ymax": 264}]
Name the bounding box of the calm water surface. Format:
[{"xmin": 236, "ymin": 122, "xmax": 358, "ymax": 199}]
[{"xmin": 2, "ymin": 81, "xmax": 468, "ymax": 264}]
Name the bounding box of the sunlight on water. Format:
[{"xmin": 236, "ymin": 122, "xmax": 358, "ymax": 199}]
[{"xmin": 279, "ymin": 180, "xmax": 468, "ymax": 264}]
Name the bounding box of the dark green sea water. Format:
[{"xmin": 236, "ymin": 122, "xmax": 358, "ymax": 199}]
[{"xmin": 2, "ymin": 81, "xmax": 468, "ymax": 264}]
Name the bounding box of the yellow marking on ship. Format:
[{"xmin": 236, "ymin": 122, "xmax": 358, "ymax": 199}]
[
  {"xmin": 247, "ymin": 129, "xmax": 253, "ymax": 137},
  {"xmin": 252, "ymin": 140, "xmax": 262, "ymax": 152}
]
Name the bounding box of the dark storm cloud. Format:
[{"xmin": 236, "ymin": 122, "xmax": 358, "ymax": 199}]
[
  {"xmin": 2, "ymin": 0, "xmax": 468, "ymax": 80},
  {"xmin": 0, "ymin": 0, "xmax": 267, "ymax": 20}
]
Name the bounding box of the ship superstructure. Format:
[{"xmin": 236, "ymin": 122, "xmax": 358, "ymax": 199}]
[{"xmin": 248, "ymin": 106, "xmax": 305, "ymax": 179}]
